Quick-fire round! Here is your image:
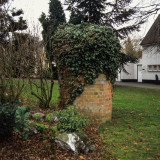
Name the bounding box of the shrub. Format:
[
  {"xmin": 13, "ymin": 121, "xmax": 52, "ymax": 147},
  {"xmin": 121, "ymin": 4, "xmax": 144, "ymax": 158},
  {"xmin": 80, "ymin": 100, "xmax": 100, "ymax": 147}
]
[
  {"xmin": 56, "ymin": 106, "xmax": 88, "ymax": 132},
  {"xmin": 45, "ymin": 113, "xmax": 54, "ymax": 122},
  {"xmin": 0, "ymin": 91, "xmax": 12, "ymax": 104},
  {"xmin": 14, "ymin": 106, "xmax": 31, "ymax": 140},
  {"xmin": 34, "ymin": 123, "xmax": 49, "ymax": 133},
  {"xmin": 0, "ymin": 103, "xmax": 17, "ymax": 138},
  {"xmin": 33, "ymin": 113, "xmax": 42, "ymax": 122},
  {"xmin": 0, "ymin": 103, "xmax": 31, "ymax": 140},
  {"xmin": 50, "ymin": 126, "xmax": 58, "ymax": 136}
]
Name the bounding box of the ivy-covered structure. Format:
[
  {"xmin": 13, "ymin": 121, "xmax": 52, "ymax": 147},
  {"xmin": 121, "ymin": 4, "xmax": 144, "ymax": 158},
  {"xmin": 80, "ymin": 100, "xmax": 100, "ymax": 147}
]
[{"xmin": 53, "ymin": 23, "xmax": 137, "ymax": 123}]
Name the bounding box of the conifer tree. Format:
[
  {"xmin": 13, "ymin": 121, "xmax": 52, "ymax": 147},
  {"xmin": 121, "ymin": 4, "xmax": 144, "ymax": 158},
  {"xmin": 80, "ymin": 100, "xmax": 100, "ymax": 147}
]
[
  {"xmin": 123, "ymin": 37, "xmax": 142, "ymax": 58},
  {"xmin": 39, "ymin": 0, "xmax": 66, "ymax": 61},
  {"xmin": 65, "ymin": 0, "xmax": 159, "ymax": 39},
  {"xmin": 67, "ymin": 0, "xmax": 106, "ymax": 24},
  {"xmin": 124, "ymin": 37, "xmax": 135, "ymax": 57},
  {"xmin": 69, "ymin": 10, "xmax": 84, "ymax": 25},
  {"xmin": 0, "ymin": 0, "xmax": 27, "ymax": 46}
]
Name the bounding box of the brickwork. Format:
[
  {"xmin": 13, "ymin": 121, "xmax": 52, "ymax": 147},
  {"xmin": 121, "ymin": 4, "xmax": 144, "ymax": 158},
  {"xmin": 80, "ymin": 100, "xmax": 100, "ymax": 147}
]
[
  {"xmin": 73, "ymin": 74, "xmax": 112, "ymax": 124},
  {"xmin": 57, "ymin": 64, "xmax": 113, "ymax": 124}
]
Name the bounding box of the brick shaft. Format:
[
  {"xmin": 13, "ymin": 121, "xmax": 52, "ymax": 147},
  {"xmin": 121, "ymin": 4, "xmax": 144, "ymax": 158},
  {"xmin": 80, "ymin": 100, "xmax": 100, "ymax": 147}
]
[{"xmin": 73, "ymin": 74, "xmax": 112, "ymax": 124}]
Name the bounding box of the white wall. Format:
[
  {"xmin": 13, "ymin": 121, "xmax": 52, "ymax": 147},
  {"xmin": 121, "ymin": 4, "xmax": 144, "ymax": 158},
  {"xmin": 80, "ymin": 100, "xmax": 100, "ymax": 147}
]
[
  {"xmin": 120, "ymin": 59, "xmax": 142, "ymax": 80},
  {"xmin": 142, "ymin": 45, "xmax": 160, "ymax": 80},
  {"xmin": 121, "ymin": 63, "xmax": 135, "ymax": 80},
  {"xmin": 116, "ymin": 45, "xmax": 160, "ymax": 82}
]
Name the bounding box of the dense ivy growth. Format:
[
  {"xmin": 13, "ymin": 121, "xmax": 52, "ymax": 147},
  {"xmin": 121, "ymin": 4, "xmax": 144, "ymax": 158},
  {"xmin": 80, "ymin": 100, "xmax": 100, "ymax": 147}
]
[{"xmin": 53, "ymin": 23, "xmax": 137, "ymax": 105}]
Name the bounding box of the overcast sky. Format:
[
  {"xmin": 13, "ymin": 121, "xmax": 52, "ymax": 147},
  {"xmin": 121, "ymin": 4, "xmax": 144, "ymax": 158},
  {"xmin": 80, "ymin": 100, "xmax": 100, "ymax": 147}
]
[
  {"xmin": 12, "ymin": 0, "xmax": 69, "ymax": 31},
  {"xmin": 12, "ymin": 0, "xmax": 160, "ymax": 39}
]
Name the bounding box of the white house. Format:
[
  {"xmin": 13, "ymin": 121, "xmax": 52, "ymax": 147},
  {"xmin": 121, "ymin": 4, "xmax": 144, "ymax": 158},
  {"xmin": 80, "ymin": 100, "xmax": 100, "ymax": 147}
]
[
  {"xmin": 117, "ymin": 59, "xmax": 142, "ymax": 82},
  {"xmin": 117, "ymin": 15, "xmax": 160, "ymax": 84}
]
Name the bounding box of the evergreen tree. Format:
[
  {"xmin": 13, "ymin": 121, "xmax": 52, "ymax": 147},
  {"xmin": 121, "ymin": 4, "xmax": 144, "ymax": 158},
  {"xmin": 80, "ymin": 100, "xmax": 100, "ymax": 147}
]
[
  {"xmin": 124, "ymin": 37, "xmax": 135, "ymax": 57},
  {"xmin": 69, "ymin": 10, "xmax": 84, "ymax": 25},
  {"xmin": 123, "ymin": 37, "xmax": 142, "ymax": 58},
  {"xmin": 0, "ymin": 0, "xmax": 27, "ymax": 46},
  {"xmin": 64, "ymin": 0, "xmax": 156, "ymax": 39},
  {"xmin": 66, "ymin": 0, "xmax": 106, "ymax": 24},
  {"xmin": 39, "ymin": 0, "xmax": 66, "ymax": 61}
]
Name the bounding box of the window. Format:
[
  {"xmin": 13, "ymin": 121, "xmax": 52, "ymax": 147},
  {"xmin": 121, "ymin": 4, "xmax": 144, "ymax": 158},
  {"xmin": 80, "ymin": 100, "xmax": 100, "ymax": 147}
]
[
  {"xmin": 148, "ymin": 65, "xmax": 152, "ymax": 71},
  {"xmin": 148, "ymin": 65, "xmax": 160, "ymax": 71},
  {"xmin": 153, "ymin": 65, "xmax": 157, "ymax": 71}
]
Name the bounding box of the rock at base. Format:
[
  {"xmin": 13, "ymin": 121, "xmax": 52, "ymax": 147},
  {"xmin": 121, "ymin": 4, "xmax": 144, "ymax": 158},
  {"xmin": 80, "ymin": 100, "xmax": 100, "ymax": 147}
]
[{"xmin": 55, "ymin": 133, "xmax": 95, "ymax": 154}]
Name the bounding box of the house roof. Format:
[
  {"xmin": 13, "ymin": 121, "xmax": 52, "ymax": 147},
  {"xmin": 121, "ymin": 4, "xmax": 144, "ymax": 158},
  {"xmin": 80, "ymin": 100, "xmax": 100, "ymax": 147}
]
[{"xmin": 141, "ymin": 14, "xmax": 160, "ymax": 46}]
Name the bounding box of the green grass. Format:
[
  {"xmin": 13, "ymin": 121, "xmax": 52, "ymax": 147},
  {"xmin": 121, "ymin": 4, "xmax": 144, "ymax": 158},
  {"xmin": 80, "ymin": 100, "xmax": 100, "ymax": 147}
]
[
  {"xmin": 20, "ymin": 80, "xmax": 59, "ymax": 105},
  {"xmin": 100, "ymin": 86, "xmax": 160, "ymax": 160},
  {"xmin": 16, "ymin": 80, "xmax": 160, "ymax": 159}
]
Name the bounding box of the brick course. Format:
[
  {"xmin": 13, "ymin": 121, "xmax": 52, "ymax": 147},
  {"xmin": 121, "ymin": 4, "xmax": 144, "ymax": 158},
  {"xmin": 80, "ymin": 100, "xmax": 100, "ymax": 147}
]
[
  {"xmin": 73, "ymin": 74, "xmax": 112, "ymax": 124},
  {"xmin": 56, "ymin": 62, "xmax": 113, "ymax": 124}
]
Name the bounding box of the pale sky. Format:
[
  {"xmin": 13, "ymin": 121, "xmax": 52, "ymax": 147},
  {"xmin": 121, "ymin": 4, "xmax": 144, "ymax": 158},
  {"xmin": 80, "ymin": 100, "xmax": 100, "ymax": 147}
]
[
  {"xmin": 11, "ymin": 0, "xmax": 160, "ymax": 39},
  {"xmin": 12, "ymin": 0, "xmax": 69, "ymax": 30}
]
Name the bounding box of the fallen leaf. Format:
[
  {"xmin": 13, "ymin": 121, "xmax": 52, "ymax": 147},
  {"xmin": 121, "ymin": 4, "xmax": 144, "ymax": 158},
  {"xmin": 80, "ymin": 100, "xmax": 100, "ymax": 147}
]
[{"xmin": 79, "ymin": 155, "xmax": 85, "ymax": 159}]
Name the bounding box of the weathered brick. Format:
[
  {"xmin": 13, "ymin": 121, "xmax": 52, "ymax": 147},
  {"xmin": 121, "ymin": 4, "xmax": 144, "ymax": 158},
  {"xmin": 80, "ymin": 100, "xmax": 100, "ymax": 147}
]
[
  {"xmin": 57, "ymin": 62, "xmax": 112, "ymax": 124},
  {"xmin": 73, "ymin": 74, "xmax": 112, "ymax": 124}
]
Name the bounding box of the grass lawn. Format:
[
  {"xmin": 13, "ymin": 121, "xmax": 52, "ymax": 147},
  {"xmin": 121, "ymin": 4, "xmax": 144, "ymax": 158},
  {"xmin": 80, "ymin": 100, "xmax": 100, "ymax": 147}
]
[
  {"xmin": 100, "ymin": 86, "xmax": 160, "ymax": 160},
  {"xmin": 20, "ymin": 80, "xmax": 59, "ymax": 106},
  {"xmin": 20, "ymin": 81, "xmax": 160, "ymax": 159}
]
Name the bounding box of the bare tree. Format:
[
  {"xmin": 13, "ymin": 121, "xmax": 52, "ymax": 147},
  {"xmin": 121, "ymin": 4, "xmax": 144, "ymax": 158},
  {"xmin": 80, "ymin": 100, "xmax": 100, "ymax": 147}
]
[
  {"xmin": 0, "ymin": 0, "xmax": 29, "ymax": 103},
  {"xmin": 28, "ymin": 36, "xmax": 55, "ymax": 109}
]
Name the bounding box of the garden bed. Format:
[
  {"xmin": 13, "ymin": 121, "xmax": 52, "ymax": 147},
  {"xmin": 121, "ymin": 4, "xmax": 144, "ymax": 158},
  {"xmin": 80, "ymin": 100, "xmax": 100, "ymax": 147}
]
[
  {"xmin": 1, "ymin": 84, "xmax": 160, "ymax": 160},
  {"xmin": 0, "ymin": 124, "xmax": 105, "ymax": 160}
]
